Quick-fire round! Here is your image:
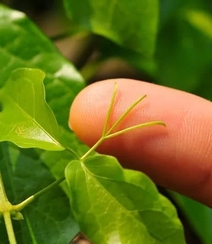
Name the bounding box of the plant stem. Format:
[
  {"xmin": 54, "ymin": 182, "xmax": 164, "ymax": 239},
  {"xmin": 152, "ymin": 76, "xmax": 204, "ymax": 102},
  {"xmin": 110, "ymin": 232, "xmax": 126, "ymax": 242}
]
[
  {"xmin": 80, "ymin": 138, "xmax": 104, "ymax": 161},
  {"xmin": 3, "ymin": 212, "xmax": 17, "ymax": 244},
  {"xmin": 0, "ymin": 172, "xmax": 8, "ymax": 210},
  {"xmin": 13, "ymin": 176, "xmax": 65, "ymax": 211},
  {"xmin": 0, "ymin": 173, "xmax": 17, "ymax": 244}
]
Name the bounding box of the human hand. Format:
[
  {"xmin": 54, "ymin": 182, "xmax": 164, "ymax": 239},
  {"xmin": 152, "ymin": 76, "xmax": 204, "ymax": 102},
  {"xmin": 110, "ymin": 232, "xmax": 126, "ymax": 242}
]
[{"xmin": 69, "ymin": 79, "xmax": 212, "ymax": 207}]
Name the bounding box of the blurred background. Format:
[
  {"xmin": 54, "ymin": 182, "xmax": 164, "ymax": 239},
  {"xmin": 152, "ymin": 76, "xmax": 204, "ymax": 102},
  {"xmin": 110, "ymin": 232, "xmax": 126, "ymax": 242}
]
[
  {"xmin": 1, "ymin": 0, "xmax": 212, "ymax": 96},
  {"xmin": 1, "ymin": 1, "xmax": 212, "ymax": 243}
]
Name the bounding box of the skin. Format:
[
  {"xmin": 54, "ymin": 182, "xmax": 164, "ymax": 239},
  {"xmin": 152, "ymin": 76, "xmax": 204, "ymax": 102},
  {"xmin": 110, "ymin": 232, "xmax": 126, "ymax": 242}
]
[{"xmin": 69, "ymin": 79, "xmax": 212, "ymax": 207}]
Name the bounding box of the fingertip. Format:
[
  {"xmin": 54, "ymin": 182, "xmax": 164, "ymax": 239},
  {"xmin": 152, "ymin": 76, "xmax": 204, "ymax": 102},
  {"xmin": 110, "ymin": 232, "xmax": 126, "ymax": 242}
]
[
  {"xmin": 69, "ymin": 80, "xmax": 116, "ymax": 146},
  {"xmin": 69, "ymin": 79, "xmax": 212, "ymax": 206}
]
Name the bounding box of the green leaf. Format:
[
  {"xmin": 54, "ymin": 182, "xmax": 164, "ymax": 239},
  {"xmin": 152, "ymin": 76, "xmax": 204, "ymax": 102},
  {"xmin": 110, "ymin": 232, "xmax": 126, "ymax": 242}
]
[
  {"xmin": 185, "ymin": 9, "xmax": 212, "ymax": 40},
  {"xmin": 155, "ymin": 3, "xmax": 212, "ymax": 92},
  {"xmin": 0, "ymin": 68, "xmax": 64, "ymax": 151},
  {"xmin": 0, "ymin": 4, "xmax": 86, "ymax": 174},
  {"xmin": 64, "ymin": 0, "xmax": 159, "ymax": 56},
  {"xmin": 0, "ymin": 5, "xmax": 84, "ymax": 243},
  {"xmin": 65, "ymin": 155, "xmax": 186, "ymax": 244},
  {"xmin": 40, "ymin": 127, "xmax": 93, "ymax": 195},
  {"xmin": 0, "ymin": 4, "xmax": 84, "ymax": 129},
  {"xmin": 0, "ymin": 142, "xmax": 79, "ymax": 244},
  {"xmin": 172, "ymin": 192, "xmax": 212, "ymax": 244}
]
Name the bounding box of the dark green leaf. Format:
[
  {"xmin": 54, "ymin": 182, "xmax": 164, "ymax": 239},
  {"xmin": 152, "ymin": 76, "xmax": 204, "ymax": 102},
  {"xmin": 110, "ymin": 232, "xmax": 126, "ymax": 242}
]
[
  {"xmin": 172, "ymin": 193, "xmax": 212, "ymax": 244},
  {"xmin": 155, "ymin": 6, "xmax": 212, "ymax": 92},
  {"xmin": 0, "ymin": 68, "xmax": 64, "ymax": 151},
  {"xmin": 65, "ymin": 155, "xmax": 186, "ymax": 244},
  {"xmin": 64, "ymin": 0, "xmax": 159, "ymax": 56},
  {"xmin": 0, "ymin": 142, "xmax": 79, "ymax": 244}
]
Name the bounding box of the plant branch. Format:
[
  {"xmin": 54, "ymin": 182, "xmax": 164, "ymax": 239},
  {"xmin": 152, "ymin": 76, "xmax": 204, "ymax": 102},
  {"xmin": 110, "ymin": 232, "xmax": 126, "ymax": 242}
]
[{"xmin": 13, "ymin": 176, "xmax": 65, "ymax": 211}]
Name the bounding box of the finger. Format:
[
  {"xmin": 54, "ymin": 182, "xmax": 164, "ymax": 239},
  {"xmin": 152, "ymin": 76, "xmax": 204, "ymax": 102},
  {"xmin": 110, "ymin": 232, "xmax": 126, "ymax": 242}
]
[{"xmin": 69, "ymin": 79, "xmax": 212, "ymax": 207}]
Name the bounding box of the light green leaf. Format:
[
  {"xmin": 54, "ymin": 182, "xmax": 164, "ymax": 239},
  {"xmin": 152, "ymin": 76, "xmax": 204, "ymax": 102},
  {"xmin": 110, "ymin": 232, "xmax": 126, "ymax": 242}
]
[
  {"xmin": 0, "ymin": 142, "xmax": 79, "ymax": 244},
  {"xmin": 0, "ymin": 3, "xmax": 86, "ymax": 174},
  {"xmin": 0, "ymin": 4, "xmax": 84, "ymax": 129},
  {"xmin": 64, "ymin": 0, "xmax": 159, "ymax": 56},
  {"xmin": 0, "ymin": 5, "xmax": 83, "ymax": 243},
  {"xmin": 65, "ymin": 155, "xmax": 186, "ymax": 244},
  {"xmin": 0, "ymin": 68, "xmax": 64, "ymax": 151}
]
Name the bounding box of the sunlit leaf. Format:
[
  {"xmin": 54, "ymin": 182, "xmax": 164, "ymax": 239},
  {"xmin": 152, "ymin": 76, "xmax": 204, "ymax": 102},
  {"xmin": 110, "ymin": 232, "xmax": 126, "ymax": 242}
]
[
  {"xmin": 65, "ymin": 155, "xmax": 186, "ymax": 244},
  {"xmin": 0, "ymin": 4, "xmax": 84, "ymax": 128},
  {"xmin": 0, "ymin": 68, "xmax": 64, "ymax": 151}
]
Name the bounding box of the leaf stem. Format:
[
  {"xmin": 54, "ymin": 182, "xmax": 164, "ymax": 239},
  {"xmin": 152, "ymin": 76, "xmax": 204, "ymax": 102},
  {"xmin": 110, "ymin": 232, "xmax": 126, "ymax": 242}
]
[
  {"xmin": 80, "ymin": 83, "xmax": 118, "ymax": 160},
  {"xmin": 105, "ymin": 121, "xmax": 166, "ymax": 139},
  {"xmin": 80, "ymin": 138, "xmax": 104, "ymax": 161},
  {"xmin": 13, "ymin": 176, "xmax": 65, "ymax": 211},
  {"xmin": 102, "ymin": 82, "xmax": 118, "ymax": 136},
  {"xmin": 65, "ymin": 146, "xmax": 80, "ymax": 159},
  {"xmin": 105, "ymin": 95, "xmax": 147, "ymax": 136},
  {"xmin": 80, "ymin": 83, "xmax": 166, "ymax": 161}
]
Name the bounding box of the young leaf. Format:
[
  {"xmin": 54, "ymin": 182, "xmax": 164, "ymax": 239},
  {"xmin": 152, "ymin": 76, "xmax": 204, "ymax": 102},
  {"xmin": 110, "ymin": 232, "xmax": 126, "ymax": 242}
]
[
  {"xmin": 0, "ymin": 68, "xmax": 64, "ymax": 151},
  {"xmin": 64, "ymin": 0, "xmax": 159, "ymax": 56},
  {"xmin": 65, "ymin": 155, "xmax": 186, "ymax": 244}
]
